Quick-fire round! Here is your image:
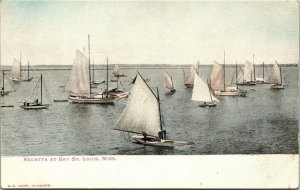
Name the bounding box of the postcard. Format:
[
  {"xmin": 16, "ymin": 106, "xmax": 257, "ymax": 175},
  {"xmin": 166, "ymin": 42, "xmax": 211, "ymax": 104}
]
[{"xmin": 1, "ymin": 0, "xmax": 299, "ymax": 188}]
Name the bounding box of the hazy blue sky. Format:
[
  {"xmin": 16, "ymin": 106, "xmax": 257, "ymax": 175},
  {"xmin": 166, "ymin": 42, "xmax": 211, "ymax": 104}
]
[{"xmin": 1, "ymin": 1, "xmax": 299, "ymax": 65}]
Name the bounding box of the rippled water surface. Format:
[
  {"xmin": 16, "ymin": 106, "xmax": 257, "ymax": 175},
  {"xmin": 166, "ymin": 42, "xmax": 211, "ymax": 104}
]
[{"xmin": 1, "ymin": 65, "xmax": 298, "ymax": 155}]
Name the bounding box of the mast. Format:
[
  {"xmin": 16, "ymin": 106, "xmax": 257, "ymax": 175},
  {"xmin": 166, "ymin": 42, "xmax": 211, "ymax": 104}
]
[
  {"xmin": 223, "ymin": 50, "xmax": 226, "ymax": 91},
  {"xmin": 253, "ymin": 54, "xmax": 255, "ymax": 81},
  {"xmin": 235, "ymin": 61, "xmax": 238, "ymax": 85},
  {"xmin": 41, "ymin": 74, "xmax": 43, "ymax": 104},
  {"xmin": 263, "ymin": 61, "xmax": 265, "ymax": 81},
  {"xmin": 156, "ymin": 87, "xmax": 162, "ymax": 131},
  {"xmin": 2, "ymin": 70, "xmax": 4, "ymax": 92},
  {"xmin": 88, "ymin": 34, "xmax": 91, "ymax": 96},
  {"xmin": 106, "ymin": 57, "xmax": 108, "ymax": 98},
  {"xmin": 92, "ymin": 60, "xmax": 95, "ymax": 82},
  {"xmin": 20, "ymin": 51, "xmax": 22, "ymax": 78},
  {"xmin": 27, "ymin": 61, "xmax": 30, "ymax": 79},
  {"xmin": 279, "ymin": 66, "xmax": 282, "ymax": 85}
]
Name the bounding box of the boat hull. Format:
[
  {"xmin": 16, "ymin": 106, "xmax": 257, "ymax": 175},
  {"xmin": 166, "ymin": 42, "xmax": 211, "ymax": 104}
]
[
  {"xmin": 22, "ymin": 77, "xmax": 33, "ymax": 82},
  {"xmin": 184, "ymin": 83, "xmax": 193, "ymax": 88},
  {"xmin": 236, "ymin": 82, "xmax": 256, "ymax": 86},
  {"xmin": 68, "ymin": 96, "xmax": 115, "ymax": 104},
  {"xmin": 132, "ymin": 135, "xmax": 175, "ymax": 148},
  {"xmin": 214, "ymin": 90, "xmax": 246, "ymax": 97},
  {"xmin": 199, "ymin": 102, "xmax": 217, "ymax": 107},
  {"xmin": 271, "ymin": 84, "xmax": 284, "ymax": 89},
  {"xmin": 20, "ymin": 104, "xmax": 49, "ymax": 109}
]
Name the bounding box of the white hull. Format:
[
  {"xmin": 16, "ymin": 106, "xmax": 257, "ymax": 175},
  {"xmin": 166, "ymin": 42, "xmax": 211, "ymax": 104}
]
[
  {"xmin": 68, "ymin": 96, "xmax": 115, "ymax": 104},
  {"xmin": 12, "ymin": 78, "xmax": 21, "ymax": 83},
  {"xmin": 20, "ymin": 104, "xmax": 49, "ymax": 109},
  {"xmin": 132, "ymin": 135, "xmax": 175, "ymax": 148},
  {"xmin": 214, "ymin": 90, "xmax": 246, "ymax": 97},
  {"xmin": 132, "ymin": 135, "xmax": 193, "ymax": 148}
]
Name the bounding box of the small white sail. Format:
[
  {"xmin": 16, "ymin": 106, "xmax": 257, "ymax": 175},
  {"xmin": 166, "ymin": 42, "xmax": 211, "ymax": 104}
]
[
  {"xmin": 208, "ymin": 61, "xmax": 224, "ymax": 91},
  {"xmin": 192, "ymin": 74, "xmax": 219, "ymax": 103},
  {"xmin": 65, "ymin": 50, "xmax": 90, "ymax": 96},
  {"xmin": 11, "ymin": 58, "xmax": 21, "ymax": 80},
  {"xmin": 185, "ymin": 64, "xmax": 198, "ymax": 85},
  {"xmin": 266, "ymin": 62, "xmax": 282, "ymax": 85},
  {"xmin": 112, "ymin": 65, "xmax": 124, "ymax": 76},
  {"xmin": 114, "ymin": 74, "xmax": 161, "ymax": 137},
  {"xmin": 164, "ymin": 71, "xmax": 174, "ymax": 90},
  {"xmin": 244, "ymin": 60, "xmax": 254, "ymax": 82}
]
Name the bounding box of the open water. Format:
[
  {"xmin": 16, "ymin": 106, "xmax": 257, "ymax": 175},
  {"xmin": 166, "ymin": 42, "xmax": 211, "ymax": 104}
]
[{"xmin": 1, "ymin": 65, "xmax": 298, "ymax": 155}]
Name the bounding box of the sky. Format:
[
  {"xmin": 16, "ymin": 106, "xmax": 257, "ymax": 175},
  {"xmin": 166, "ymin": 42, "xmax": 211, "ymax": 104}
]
[{"xmin": 1, "ymin": 1, "xmax": 299, "ymax": 65}]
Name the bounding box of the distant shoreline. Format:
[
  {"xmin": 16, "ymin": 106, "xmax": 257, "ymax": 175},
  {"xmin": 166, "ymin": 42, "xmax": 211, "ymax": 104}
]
[{"xmin": 0, "ymin": 63, "xmax": 298, "ymax": 71}]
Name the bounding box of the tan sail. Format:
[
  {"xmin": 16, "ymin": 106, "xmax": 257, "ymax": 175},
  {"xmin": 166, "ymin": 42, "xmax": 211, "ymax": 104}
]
[
  {"xmin": 266, "ymin": 62, "xmax": 282, "ymax": 85},
  {"xmin": 208, "ymin": 61, "xmax": 225, "ymax": 91},
  {"xmin": 244, "ymin": 60, "xmax": 254, "ymax": 82},
  {"xmin": 184, "ymin": 64, "xmax": 198, "ymax": 85},
  {"xmin": 114, "ymin": 74, "xmax": 161, "ymax": 137},
  {"xmin": 164, "ymin": 71, "xmax": 175, "ymax": 91}
]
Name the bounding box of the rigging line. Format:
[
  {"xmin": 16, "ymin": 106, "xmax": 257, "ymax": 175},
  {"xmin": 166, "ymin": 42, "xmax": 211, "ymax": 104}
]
[
  {"xmin": 30, "ymin": 78, "xmax": 40, "ymax": 100},
  {"xmin": 4, "ymin": 75, "xmax": 16, "ymax": 91},
  {"xmin": 42, "ymin": 79, "xmax": 52, "ymax": 103}
]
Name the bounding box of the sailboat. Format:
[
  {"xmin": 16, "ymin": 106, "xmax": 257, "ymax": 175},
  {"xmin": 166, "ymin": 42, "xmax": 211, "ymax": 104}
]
[
  {"xmin": 65, "ymin": 50, "xmax": 115, "ymax": 104},
  {"xmin": 184, "ymin": 64, "xmax": 199, "ymax": 88},
  {"xmin": 266, "ymin": 61, "xmax": 284, "ymax": 89},
  {"xmin": 11, "ymin": 58, "xmax": 22, "ymax": 82},
  {"xmin": 236, "ymin": 61, "xmax": 256, "ymax": 86},
  {"xmin": 208, "ymin": 61, "xmax": 246, "ymax": 97},
  {"xmin": 192, "ymin": 73, "xmax": 219, "ymax": 107},
  {"xmin": 112, "ymin": 65, "xmax": 126, "ymax": 77},
  {"xmin": 164, "ymin": 70, "xmax": 175, "ymax": 93},
  {"xmin": 20, "ymin": 74, "xmax": 50, "ymax": 109},
  {"xmin": 114, "ymin": 72, "xmax": 192, "ymax": 148},
  {"xmin": 0, "ymin": 70, "xmax": 15, "ymax": 96},
  {"xmin": 11, "ymin": 53, "xmax": 33, "ymax": 82}
]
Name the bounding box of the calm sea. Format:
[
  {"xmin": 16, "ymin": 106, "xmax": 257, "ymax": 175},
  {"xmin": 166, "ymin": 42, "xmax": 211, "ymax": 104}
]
[{"xmin": 1, "ymin": 65, "xmax": 298, "ymax": 155}]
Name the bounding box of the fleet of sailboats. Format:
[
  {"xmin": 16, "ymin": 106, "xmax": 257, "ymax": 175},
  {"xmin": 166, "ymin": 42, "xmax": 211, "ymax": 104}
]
[
  {"xmin": 192, "ymin": 73, "xmax": 219, "ymax": 107},
  {"xmin": 164, "ymin": 70, "xmax": 176, "ymax": 92},
  {"xmin": 266, "ymin": 61, "xmax": 285, "ymax": 89}
]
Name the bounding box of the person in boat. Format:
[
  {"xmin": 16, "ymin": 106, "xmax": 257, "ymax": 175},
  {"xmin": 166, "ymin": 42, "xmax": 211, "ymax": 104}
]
[
  {"xmin": 158, "ymin": 130, "xmax": 166, "ymax": 140},
  {"xmin": 142, "ymin": 132, "xmax": 147, "ymax": 142},
  {"xmin": 0, "ymin": 87, "xmax": 3, "ymax": 93}
]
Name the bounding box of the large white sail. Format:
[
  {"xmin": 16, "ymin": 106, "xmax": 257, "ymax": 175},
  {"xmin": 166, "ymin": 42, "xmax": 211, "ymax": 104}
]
[
  {"xmin": 164, "ymin": 71, "xmax": 174, "ymax": 90},
  {"xmin": 266, "ymin": 62, "xmax": 282, "ymax": 85},
  {"xmin": 65, "ymin": 50, "xmax": 90, "ymax": 96},
  {"xmin": 185, "ymin": 64, "xmax": 198, "ymax": 85},
  {"xmin": 192, "ymin": 74, "xmax": 218, "ymax": 102},
  {"xmin": 11, "ymin": 58, "xmax": 21, "ymax": 79},
  {"xmin": 114, "ymin": 74, "xmax": 161, "ymax": 137},
  {"xmin": 208, "ymin": 61, "xmax": 224, "ymax": 91},
  {"xmin": 244, "ymin": 60, "xmax": 254, "ymax": 82}
]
